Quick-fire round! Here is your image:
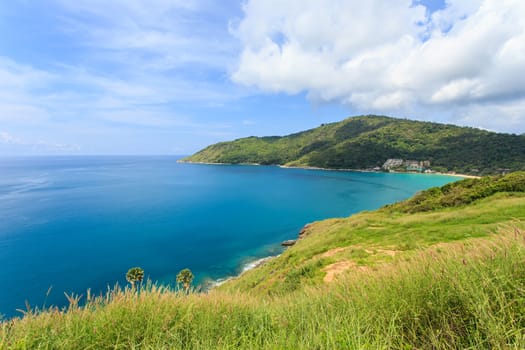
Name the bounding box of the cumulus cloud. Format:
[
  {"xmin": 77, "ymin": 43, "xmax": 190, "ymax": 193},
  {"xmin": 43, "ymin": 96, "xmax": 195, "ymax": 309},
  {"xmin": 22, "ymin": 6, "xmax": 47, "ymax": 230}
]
[{"xmin": 232, "ymin": 0, "xmax": 525, "ymax": 133}]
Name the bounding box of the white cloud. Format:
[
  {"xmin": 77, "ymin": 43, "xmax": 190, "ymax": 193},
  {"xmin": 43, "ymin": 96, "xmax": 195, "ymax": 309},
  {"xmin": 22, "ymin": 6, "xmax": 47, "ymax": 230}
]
[
  {"xmin": 0, "ymin": 52, "xmax": 237, "ymax": 127},
  {"xmin": 54, "ymin": 0, "xmax": 238, "ymax": 71},
  {"xmin": 0, "ymin": 131, "xmax": 80, "ymax": 152},
  {"xmin": 0, "ymin": 57, "xmax": 54, "ymax": 124},
  {"xmin": 0, "ymin": 54, "xmax": 239, "ymax": 153},
  {"xmin": 232, "ymin": 0, "xmax": 525, "ymax": 133},
  {"xmin": 0, "ymin": 1, "xmax": 245, "ymax": 127},
  {"xmin": 242, "ymin": 119, "xmax": 256, "ymax": 125},
  {"xmin": 0, "ymin": 131, "xmax": 23, "ymax": 145}
]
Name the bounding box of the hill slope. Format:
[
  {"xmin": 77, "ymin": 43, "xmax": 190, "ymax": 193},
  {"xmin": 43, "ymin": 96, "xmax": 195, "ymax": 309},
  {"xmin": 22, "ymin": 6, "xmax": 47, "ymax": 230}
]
[
  {"xmin": 183, "ymin": 115, "xmax": 525, "ymax": 175},
  {"xmin": 2, "ymin": 173, "xmax": 525, "ymax": 349},
  {"xmin": 219, "ymin": 172, "xmax": 525, "ymax": 295}
]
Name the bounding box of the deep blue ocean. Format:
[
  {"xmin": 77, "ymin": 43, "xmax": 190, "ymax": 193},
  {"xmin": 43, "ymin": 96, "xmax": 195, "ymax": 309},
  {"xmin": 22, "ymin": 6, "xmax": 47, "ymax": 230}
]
[{"xmin": 0, "ymin": 156, "xmax": 457, "ymax": 318}]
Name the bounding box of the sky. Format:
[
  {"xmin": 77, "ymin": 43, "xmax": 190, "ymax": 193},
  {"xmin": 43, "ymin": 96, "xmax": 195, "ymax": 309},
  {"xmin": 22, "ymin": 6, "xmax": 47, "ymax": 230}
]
[{"xmin": 0, "ymin": 0, "xmax": 524, "ymax": 155}]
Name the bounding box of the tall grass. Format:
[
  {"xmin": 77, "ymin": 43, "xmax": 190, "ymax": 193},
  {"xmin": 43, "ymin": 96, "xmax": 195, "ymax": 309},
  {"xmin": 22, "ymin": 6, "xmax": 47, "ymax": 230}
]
[{"xmin": 2, "ymin": 228, "xmax": 525, "ymax": 349}]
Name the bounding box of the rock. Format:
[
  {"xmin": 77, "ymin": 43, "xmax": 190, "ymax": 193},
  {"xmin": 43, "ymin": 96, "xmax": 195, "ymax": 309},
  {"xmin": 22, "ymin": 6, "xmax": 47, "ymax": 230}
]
[
  {"xmin": 298, "ymin": 223, "xmax": 312, "ymax": 237},
  {"xmin": 281, "ymin": 240, "xmax": 297, "ymax": 247}
]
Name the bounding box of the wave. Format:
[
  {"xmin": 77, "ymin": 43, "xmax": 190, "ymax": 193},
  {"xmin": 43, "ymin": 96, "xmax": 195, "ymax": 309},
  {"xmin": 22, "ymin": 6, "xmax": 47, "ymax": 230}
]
[
  {"xmin": 209, "ymin": 255, "xmax": 278, "ymax": 289},
  {"xmin": 0, "ymin": 175, "xmax": 51, "ymax": 198}
]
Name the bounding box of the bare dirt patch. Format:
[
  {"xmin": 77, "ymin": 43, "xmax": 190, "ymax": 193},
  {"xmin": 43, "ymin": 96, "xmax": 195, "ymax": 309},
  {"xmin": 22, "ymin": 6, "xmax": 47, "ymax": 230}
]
[
  {"xmin": 321, "ymin": 247, "xmax": 348, "ymax": 258},
  {"xmin": 376, "ymin": 249, "xmax": 399, "ymax": 257},
  {"xmin": 322, "ymin": 261, "xmax": 356, "ymax": 282}
]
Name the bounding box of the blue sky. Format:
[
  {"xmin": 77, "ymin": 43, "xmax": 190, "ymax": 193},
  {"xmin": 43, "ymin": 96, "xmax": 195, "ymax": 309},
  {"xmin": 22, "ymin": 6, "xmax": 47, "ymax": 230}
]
[{"xmin": 0, "ymin": 0, "xmax": 524, "ymax": 155}]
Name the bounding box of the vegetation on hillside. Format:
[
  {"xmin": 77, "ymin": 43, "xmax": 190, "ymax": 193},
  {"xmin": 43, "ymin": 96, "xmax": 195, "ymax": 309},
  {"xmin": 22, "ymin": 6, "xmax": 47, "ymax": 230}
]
[
  {"xmin": 2, "ymin": 230, "xmax": 524, "ymax": 349},
  {"xmin": 183, "ymin": 115, "xmax": 525, "ymax": 175},
  {"xmin": 386, "ymin": 171, "xmax": 525, "ymax": 213},
  {"xmin": 2, "ymin": 172, "xmax": 525, "ymax": 349},
  {"xmin": 220, "ymin": 172, "xmax": 525, "ymax": 295}
]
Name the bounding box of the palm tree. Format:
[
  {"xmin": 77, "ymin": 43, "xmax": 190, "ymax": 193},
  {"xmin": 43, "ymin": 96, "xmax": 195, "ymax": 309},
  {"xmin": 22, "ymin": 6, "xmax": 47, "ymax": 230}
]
[
  {"xmin": 126, "ymin": 267, "xmax": 144, "ymax": 289},
  {"xmin": 176, "ymin": 268, "xmax": 194, "ymax": 293}
]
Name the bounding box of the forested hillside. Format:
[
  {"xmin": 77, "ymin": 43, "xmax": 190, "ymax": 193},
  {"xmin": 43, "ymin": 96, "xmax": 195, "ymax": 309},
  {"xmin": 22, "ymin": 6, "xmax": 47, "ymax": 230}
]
[{"xmin": 183, "ymin": 115, "xmax": 525, "ymax": 175}]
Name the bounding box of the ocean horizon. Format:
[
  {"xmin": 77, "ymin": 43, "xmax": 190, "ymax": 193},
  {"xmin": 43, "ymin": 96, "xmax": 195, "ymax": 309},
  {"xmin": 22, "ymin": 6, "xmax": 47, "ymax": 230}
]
[{"xmin": 0, "ymin": 156, "xmax": 457, "ymax": 318}]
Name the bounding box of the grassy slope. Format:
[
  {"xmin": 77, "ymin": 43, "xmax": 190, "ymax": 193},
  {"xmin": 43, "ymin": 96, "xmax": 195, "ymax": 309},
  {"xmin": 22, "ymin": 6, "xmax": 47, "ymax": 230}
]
[
  {"xmin": 2, "ymin": 173, "xmax": 525, "ymax": 349},
  {"xmin": 183, "ymin": 115, "xmax": 525, "ymax": 175},
  {"xmin": 219, "ymin": 172, "xmax": 525, "ymax": 295}
]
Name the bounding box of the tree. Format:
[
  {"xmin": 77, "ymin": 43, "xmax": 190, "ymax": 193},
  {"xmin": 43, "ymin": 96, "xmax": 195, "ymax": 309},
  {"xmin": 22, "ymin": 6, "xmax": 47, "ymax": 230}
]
[
  {"xmin": 176, "ymin": 268, "xmax": 194, "ymax": 293},
  {"xmin": 126, "ymin": 267, "xmax": 144, "ymax": 289}
]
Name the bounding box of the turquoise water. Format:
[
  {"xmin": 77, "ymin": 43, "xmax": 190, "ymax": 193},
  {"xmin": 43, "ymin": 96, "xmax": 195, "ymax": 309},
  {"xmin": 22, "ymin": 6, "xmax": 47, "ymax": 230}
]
[{"xmin": 0, "ymin": 156, "xmax": 457, "ymax": 318}]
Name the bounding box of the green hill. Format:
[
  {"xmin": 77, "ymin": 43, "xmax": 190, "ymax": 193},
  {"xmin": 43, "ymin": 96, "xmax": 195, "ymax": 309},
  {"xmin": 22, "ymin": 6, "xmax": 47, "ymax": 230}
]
[
  {"xmin": 219, "ymin": 172, "xmax": 525, "ymax": 295},
  {"xmin": 2, "ymin": 172, "xmax": 525, "ymax": 349},
  {"xmin": 183, "ymin": 115, "xmax": 525, "ymax": 175}
]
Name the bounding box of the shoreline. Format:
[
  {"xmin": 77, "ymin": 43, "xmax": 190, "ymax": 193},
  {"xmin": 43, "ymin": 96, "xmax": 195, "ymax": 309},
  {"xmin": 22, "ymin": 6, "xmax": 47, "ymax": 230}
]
[
  {"xmin": 210, "ymin": 255, "xmax": 278, "ymax": 289},
  {"xmin": 177, "ymin": 159, "xmax": 262, "ymax": 166},
  {"xmin": 180, "ymin": 160, "xmax": 481, "ymax": 179},
  {"xmin": 188, "ymin": 160, "xmax": 480, "ymax": 290},
  {"xmin": 440, "ymin": 173, "xmax": 481, "ymax": 179},
  {"xmin": 278, "ymin": 164, "xmax": 480, "ymax": 178}
]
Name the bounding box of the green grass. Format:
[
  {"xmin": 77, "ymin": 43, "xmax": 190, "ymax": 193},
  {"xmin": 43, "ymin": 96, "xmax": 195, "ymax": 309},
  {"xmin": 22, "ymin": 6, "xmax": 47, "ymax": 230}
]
[
  {"xmin": 2, "ymin": 229, "xmax": 525, "ymax": 349},
  {"xmin": 2, "ymin": 172, "xmax": 525, "ymax": 349},
  {"xmin": 220, "ymin": 191, "xmax": 525, "ymax": 295}
]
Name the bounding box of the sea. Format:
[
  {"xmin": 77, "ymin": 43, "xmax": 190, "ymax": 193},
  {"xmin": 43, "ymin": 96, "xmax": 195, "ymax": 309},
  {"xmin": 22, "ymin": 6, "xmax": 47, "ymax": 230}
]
[{"xmin": 0, "ymin": 156, "xmax": 457, "ymax": 318}]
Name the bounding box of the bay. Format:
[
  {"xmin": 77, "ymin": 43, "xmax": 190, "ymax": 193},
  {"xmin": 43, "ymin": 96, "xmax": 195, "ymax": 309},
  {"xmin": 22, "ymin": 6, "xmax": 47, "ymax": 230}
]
[{"xmin": 0, "ymin": 156, "xmax": 457, "ymax": 318}]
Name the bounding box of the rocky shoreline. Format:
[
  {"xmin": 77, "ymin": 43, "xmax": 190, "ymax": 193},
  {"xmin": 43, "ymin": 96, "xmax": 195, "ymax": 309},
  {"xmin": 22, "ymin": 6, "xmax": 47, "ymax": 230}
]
[
  {"xmin": 211, "ymin": 223, "xmax": 313, "ymax": 289},
  {"xmin": 211, "ymin": 255, "xmax": 278, "ymax": 288}
]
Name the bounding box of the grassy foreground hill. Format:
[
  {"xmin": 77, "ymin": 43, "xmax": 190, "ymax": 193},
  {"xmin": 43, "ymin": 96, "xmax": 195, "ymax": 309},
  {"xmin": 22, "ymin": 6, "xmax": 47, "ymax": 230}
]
[
  {"xmin": 183, "ymin": 115, "xmax": 525, "ymax": 175},
  {"xmin": 2, "ymin": 172, "xmax": 525, "ymax": 349}
]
